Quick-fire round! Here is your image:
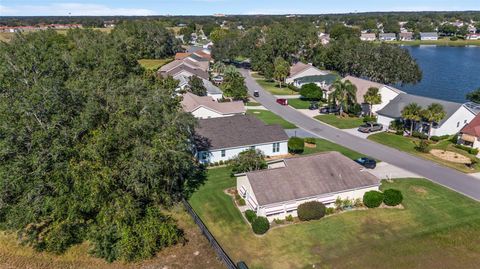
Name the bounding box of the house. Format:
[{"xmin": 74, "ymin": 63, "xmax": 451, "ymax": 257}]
[
  {"xmin": 236, "ymin": 152, "xmax": 380, "ymax": 221},
  {"xmin": 379, "ymin": 33, "xmax": 397, "ymax": 41},
  {"xmin": 285, "ymin": 62, "xmax": 329, "ymax": 85},
  {"xmin": 457, "ymin": 113, "xmax": 480, "ymax": 150},
  {"xmin": 420, "ymin": 32, "xmax": 438, "ymax": 41},
  {"xmin": 399, "ymin": 32, "xmax": 414, "ymax": 41},
  {"xmin": 342, "ymin": 76, "xmax": 404, "ymax": 115},
  {"xmin": 181, "ymin": 92, "xmax": 244, "ymax": 119},
  {"xmin": 176, "ymin": 75, "xmax": 223, "ymax": 100},
  {"xmin": 466, "ymin": 34, "xmax": 480, "ymax": 40},
  {"xmin": 377, "ymin": 94, "xmax": 479, "ymax": 136},
  {"xmin": 195, "ymin": 115, "xmax": 289, "ymax": 164},
  {"xmin": 159, "ymin": 59, "xmax": 210, "ymax": 80},
  {"xmin": 360, "ymin": 33, "xmax": 377, "ymax": 41},
  {"xmin": 294, "ymin": 74, "xmax": 338, "ymax": 99},
  {"xmin": 318, "ymin": 33, "xmax": 330, "ymax": 45}
]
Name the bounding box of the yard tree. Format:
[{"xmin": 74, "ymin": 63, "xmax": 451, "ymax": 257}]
[
  {"xmin": 363, "ymin": 87, "xmax": 382, "ymax": 116},
  {"xmin": 0, "ymin": 29, "xmax": 205, "ymax": 262},
  {"xmin": 212, "ymin": 61, "xmax": 226, "ymax": 75},
  {"xmin": 422, "ymin": 103, "xmax": 446, "ymax": 139},
  {"xmin": 221, "ymin": 68, "xmax": 248, "ymax": 100},
  {"xmin": 300, "ymin": 83, "xmax": 323, "ymax": 100},
  {"xmin": 466, "ymin": 88, "xmax": 480, "ymax": 103},
  {"xmin": 273, "ymin": 56, "xmax": 290, "ymax": 88},
  {"xmin": 188, "ymin": 75, "xmax": 207, "ymax": 96},
  {"xmin": 228, "ymin": 149, "xmax": 267, "ymax": 175},
  {"xmin": 401, "ymin": 102, "xmax": 423, "ymax": 136},
  {"xmin": 329, "ymin": 79, "xmax": 358, "ymax": 115}
]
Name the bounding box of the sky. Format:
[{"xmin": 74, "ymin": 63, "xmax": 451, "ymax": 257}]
[{"xmin": 0, "ymin": 0, "xmax": 479, "ymax": 16}]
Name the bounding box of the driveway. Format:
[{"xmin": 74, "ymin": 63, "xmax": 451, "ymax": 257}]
[
  {"xmin": 240, "ymin": 68, "xmax": 480, "ymax": 201},
  {"xmin": 369, "ymin": 162, "xmax": 421, "ymax": 179}
]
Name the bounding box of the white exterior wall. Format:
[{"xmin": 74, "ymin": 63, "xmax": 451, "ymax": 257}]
[
  {"xmin": 421, "ymin": 36, "xmax": 438, "ymax": 40},
  {"xmin": 237, "ymin": 175, "xmax": 260, "ymax": 210},
  {"xmin": 207, "ymin": 92, "xmax": 223, "ymax": 101},
  {"xmin": 286, "ymin": 67, "xmax": 327, "ymax": 84},
  {"xmin": 199, "ymin": 141, "xmax": 288, "ymax": 164},
  {"xmin": 377, "ymin": 115, "xmax": 396, "ymax": 128},
  {"xmin": 430, "ymin": 106, "xmax": 475, "ymax": 136},
  {"xmin": 371, "ymin": 87, "xmax": 401, "ymax": 114},
  {"xmin": 191, "ymin": 107, "xmax": 225, "ymax": 119}
]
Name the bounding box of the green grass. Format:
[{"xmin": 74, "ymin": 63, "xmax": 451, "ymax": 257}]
[
  {"xmin": 246, "ymin": 101, "xmax": 262, "ymax": 107},
  {"xmin": 138, "ymin": 58, "xmax": 173, "ymax": 70},
  {"xmin": 314, "ymin": 114, "xmax": 364, "ymax": 129},
  {"xmin": 246, "ymin": 109, "xmax": 297, "ymax": 129},
  {"xmin": 190, "ymin": 167, "xmax": 480, "ymax": 269},
  {"xmin": 368, "ymin": 132, "xmax": 480, "ymax": 173},
  {"xmin": 288, "ymin": 99, "xmax": 313, "ymax": 109},
  {"xmin": 251, "ymin": 73, "xmax": 298, "ymax": 95},
  {"xmin": 302, "ymin": 138, "xmax": 364, "ymax": 160}
]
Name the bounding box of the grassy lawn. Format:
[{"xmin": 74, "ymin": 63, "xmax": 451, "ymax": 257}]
[
  {"xmin": 251, "ymin": 73, "xmax": 298, "ymax": 95},
  {"xmin": 246, "ymin": 101, "xmax": 262, "ymax": 106},
  {"xmin": 302, "ymin": 138, "xmax": 364, "ymax": 160},
  {"xmin": 288, "ymin": 98, "xmax": 313, "ymax": 109},
  {"xmin": 138, "ymin": 58, "xmax": 173, "ymax": 70},
  {"xmin": 368, "ymin": 132, "xmax": 480, "ymax": 173},
  {"xmin": 314, "ymin": 114, "xmax": 364, "ymax": 129},
  {"xmin": 247, "ymin": 109, "xmax": 297, "ymax": 129},
  {"xmin": 190, "ymin": 167, "xmax": 480, "ymax": 269}
]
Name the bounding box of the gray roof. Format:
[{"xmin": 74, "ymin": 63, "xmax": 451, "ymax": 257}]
[
  {"xmin": 186, "ymin": 46, "xmax": 204, "ymax": 53},
  {"xmin": 294, "ymin": 74, "xmax": 338, "ymax": 85},
  {"xmin": 380, "ymin": 33, "xmax": 396, "ymax": 38},
  {"xmin": 196, "ymin": 115, "xmax": 289, "ymax": 150},
  {"xmin": 189, "ymin": 53, "xmax": 209, "ymax": 62},
  {"xmin": 246, "ymin": 152, "xmax": 380, "ymax": 206},
  {"xmin": 420, "ymin": 32, "xmax": 438, "ymax": 37},
  {"xmin": 203, "ymin": 79, "xmax": 223, "ymax": 95},
  {"xmin": 377, "ymin": 93, "xmax": 464, "ymax": 126}
]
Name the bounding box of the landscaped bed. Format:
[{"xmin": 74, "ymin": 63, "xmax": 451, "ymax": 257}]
[
  {"xmin": 246, "ymin": 109, "xmax": 297, "ymax": 129},
  {"xmin": 314, "ymin": 114, "xmax": 365, "ymax": 129},
  {"xmin": 189, "ymin": 166, "xmax": 480, "ymax": 269}
]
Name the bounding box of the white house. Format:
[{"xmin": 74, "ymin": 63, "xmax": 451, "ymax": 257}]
[
  {"xmin": 236, "ymin": 152, "xmax": 380, "ymax": 222},
  {"xmin": 285, "ymin": 62, "xmax": 328, "ymax": 85},
  {"xmin": 176, "ymin": 75, "xmax": 223, "ymax": 100},
  {"xmin": 195, "ymin": 115, "xmax": 289, "ymax": 164},
  {"xmin": 360, "ymin": 33, "xmax": 377, "ymax": 41},
  {"xmin": 420, "ymin": 32, "xmax": 439, "ymax": 41},
  {"xmin": 181, "ymin": 92, "xmax": 245, "ymax": 119},
  {"xmin": 466, "ymin": 34, "xmax": 480, "ymax": 40},
  {"xmin": 457, "ymin": 113, "xmax": 480, "ymax": 149},
  {"xmin": 292, "ymin": 74, "xmax": 338, "ymax": 94},
  {"xmin": 377, "ymin": 95, "xmax": 480, "ymax": 136},
  {"xmin": 379, "ymin": 33, "xmax": 397, "ymax": 41}
]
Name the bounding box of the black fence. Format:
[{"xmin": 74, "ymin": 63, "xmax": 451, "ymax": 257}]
[{"xmin": 182, "ymin": 199, "xmax": 242, "ymax": 269}]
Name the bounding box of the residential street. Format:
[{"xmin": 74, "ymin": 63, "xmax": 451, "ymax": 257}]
[{"xmin": 240, "ymin": 69, "xmax": 480, "ymax": 201}]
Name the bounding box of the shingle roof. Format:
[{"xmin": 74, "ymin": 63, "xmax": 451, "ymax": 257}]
[
  {"xmin": 246, "ymin": 152, "xmax": 380, "ymax": 206},
  {"xmin": 380, "ymin": 33, "xmax": 396, "ymax": 38},
  {"xmin": 294, "ymin": 74, "xmax": 338, "ymax": 85},
  {"xmin": 420, "ymin": 32, "xmax": 438, "ymax": 37},
  {"xmin": 196, "ymin": 115, "xmax": 288, "ymax": 150},
  {"xmin": 289, "ymin": 62, "xmax": 326, "ymax": 78},
  {"xmin": 342, "ymin": 76, "xmax": 403, "ymax": 104},
  {"xmin": 182, "ymin": 92, "xmax": 244, "ymax": 115},
  {"xmin": 377, "ymin": 93, "xmax": 465, "ymax": 126},
  {"xmin": 167, "ymin": 65, "xmax": 209, "ymax": 80},
  {"xmin": 461, "ymin": 113, "xmax": 480, "ymax": 137}
]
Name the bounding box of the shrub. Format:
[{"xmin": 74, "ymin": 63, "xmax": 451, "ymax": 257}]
[
  {"xmin": 439, "ymin": 135, "xmax": 450, "ymax": 140},
  {"xmin": 347, "ymin": 104, "xmax": 362, "ymax": 116},
  {"xmin": 415, "ymin": 140, "xmax": 430, "ymax": 153},
  {"xmin": 395, "ymin": 130, "xmax": 404, "ymax": 136},
  {"xmin": 334, "ymin": 197, "xmax": 343, "ymax": 210},
  {"xmin": 288, "ymin": 137, "xmax": 305, "ymax": 154},
  {"xmin": 299, "ymin": 83, "xmax": 322, "ymax": 100},
  {"xmin": 363, "ymin": 191, "xmax": 384, "ymax": 208},
  {"xmin": 450, "ymin": 36, "xmax": 458, "ymax": 41},
  {"xmin": 412, "ymin": 131, "xmax": 428, "ymax": 140},
  {"xmin": 389, "ymin": 119, "xmax": 404, "ymax": 132},
  {"xmin": 383, "ymin": 189, "xmax": 403, "ymax": 206},
  {"xmin": 450, "ymin": 135, "xmax": 458, "ymax": 144},
  {"xmin": 430, "ymin": 136, "xmax": 440, "ymax": 142},
  {"xmin": 235, "ymin": 193, "xmax": 241, "ymax": 200},
  {"xmin": 219, "ymin": 160, "xmax": 224, "ymax": 165},
  {"xmin": 285, "ymin": 214, "xmax": 294, "ymax": 222},
  {"xmin": 244, "ymin": 210, "xmax": 257, "ymax": 223},
  {"xmin": 238, "ymin": 198, "xmax": 246, "ymax": 206},
  {"xmin": 363, "ymin": 115, "xmax": 377, "ymax": 123},
  {"xmin": 228, "ymin": 149, "xmax": 267, "ymax": 175},
  {"xmin": 297, "ymin": 201, "xmax": 326, "ymax": 221},
  {"xmin": 273, "ymin": 218, "xmax": 284, "ymax": 224},
  {"xmin": 325, "ymin": 207, "xmax": 335, "ymax": 215},
  {"xmin": 304, "ymin": 137, "xmax": 316, "ymax": 145},
  {"xmin": 252, "ymin": 217, "xmax": 270, "ymax": 234},
  {"xmin": 353, "ymin": 198, "xmax": 363, "ymax": 207},
  {"xmin": 454, "ymin": 144, "xmax": 479, "ymax": 155},
  {"xmin": 287, "ymin": 83, "xmax": 300, "ymax": 92},
  {"xmin": 342, "ymin": 198, "xmax": 353, "ymax": 209}
]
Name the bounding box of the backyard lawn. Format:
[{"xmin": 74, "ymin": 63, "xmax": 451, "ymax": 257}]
[
  {"xmin": 314, "ymin": 114, "xmax": 364, "ymax": 129},
  {"xmin": 138, "ymin": 58, "xmax": 173, "ymax": 70},
  {"xmin": 246, "ymin": 109, "xmax": 297, "ymax": 129},
  {"xmin": 189, "ymin": 167, "xmax": 480, "ymax": 269},
  {"xmin": 251, "ymin": 73, "xmax": 298, "ymax": 95},
  {"xmin": 368, "ymin": 132, "xmax": 480, "ymax": 173}
]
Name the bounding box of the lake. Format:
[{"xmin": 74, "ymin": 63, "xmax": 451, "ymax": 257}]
[{"xmin": 397, "ymin": 46, "xmax": 480, "ymax": 103}]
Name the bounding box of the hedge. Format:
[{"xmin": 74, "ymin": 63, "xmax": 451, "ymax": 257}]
[
  {"xmin": 245, "ymin": 210, "xmax": 257, "ymax": 223},
  {"xmin": 383, "ymin": 189, "xmax": 403, "ymax": 206},
  {"xmin": 288, "ymin": 137, "xmax": 305, "ymax": 154},
  {"xmin": 304, "ymin": 137, "xmax": 316, "ymax": 145},
  {"xmin": 363, "ymin": 191, "xmax": 384, "ymax": 208},
  {"xmin": 454, "ymin": 144, "xmax": 479, "ymax": 155},
  {"xmin": 252, "ymin": 217, "xmax": 270, "ymax": 234},
  {"xmin": 297, "ymin": 201, "xmax": 326, "ymax": 221}
]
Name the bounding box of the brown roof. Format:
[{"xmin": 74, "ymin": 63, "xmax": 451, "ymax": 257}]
[
  {"xmin": 289, "ymin": 62, "xmax": 314, "ymax": 77},
  {"xmin": 461, "ymin": 113, "xmax": 480, "ymax": 137},
  {"xmin": 246, "ymin": 152, "xmax": 380, "ymax": 206},
  {"xmin": 342, "ymin": 76, "xmax": 403, "ymax": 104},
  {"xmin": 182, "ymin": 92, "xmax": 245, "ymax": 115},
  {"xmin": 161, "ymin": 65, "xmax": 209, "ymax": 80},
  {"xmin": 196, "ymin": 115, "xmax": 288, "ymax": 150},
  {"xmin": 159, "ymin": 58, "xmax": 209, "ymax": 73},
  {"xmin": 175, "ymin": 52, "xmax": 192, "ymax": 60},
  {"xmin": 193, "ymin": 50, "xmax": 212, "ymax": 60}
]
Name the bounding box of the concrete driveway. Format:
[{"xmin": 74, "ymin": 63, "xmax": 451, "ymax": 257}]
[{"xmin": 369, "ymin": 162, "xmax": 421, "ymax": 179}]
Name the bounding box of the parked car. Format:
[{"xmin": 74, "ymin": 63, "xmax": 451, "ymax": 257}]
[
  {"xmin": 319, "ymin": 105, "xmax": 340, "ymax": 114},
  {"xmin": 253, "ymin": 90, "xmax": 260, "ymax": 97},
  {"xmin": 308, "ymin": 102, "xmax": 319, "ymax": 110},
  {"xmin": 358, "ymin": 122, "xmax": 383, "ymax": 133},
  {"xmin": 276, "ymin": 98, "xmax": 288, "ymax": 106},
  {"xmin": 355, "ymin": 157, "xmax": 377, "ymax": 169}
]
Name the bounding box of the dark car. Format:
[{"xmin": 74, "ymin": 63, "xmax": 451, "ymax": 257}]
[
  {"xmin": 319, "ymin": 106, "xmax": 340, "ymax": 114},
  {"xmin": 358, "ymin": 122, "xmax": 383, "ymax": 133},
  {"xmin": 253, "ymin": 90, "xmax": 260, "ymax": 97},
  {"xmin": 308, "ymin": 102, "xmax": 319, "ymax": 110},
  {"xmin": 276, "ymin": 98, "xmax": 288, "ymax": 106},
  {"xmin": 355, "ymin": 157, "xmax": 377, "ymax": 169}
]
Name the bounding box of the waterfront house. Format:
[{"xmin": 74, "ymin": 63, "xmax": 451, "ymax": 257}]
[
  {"xmin": 379, "ymin": 33, "xmax": 397, "ymax": 41},
  {"xmin": 420, "ymin": 32, "xmax": 439, "ymax": 41},
  {"xmin": 399, "ymin": 32, "xmax": 414, "ymax": 41},
  {"xmin": 181, "ymin": 92, "xmax": 244, "ymax": 119},
  {"xmin": 360, "ymin": 33, "xmax": 377, "ymax": 41},
  {"xmin": 466, "ymin": 34, "xmax": 480, "ymax": 40},
  {"xmin": 457, "ymin": 113, "xmax": 480, "ymax": 150},
  {"xmin": 285, "ymin": 62, "xmax": 329, "ymax": 85}
]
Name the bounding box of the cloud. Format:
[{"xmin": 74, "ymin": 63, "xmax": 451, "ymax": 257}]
[{"xmin": 0, "ymin": 3, "xmax": 156, "ymax": 16}]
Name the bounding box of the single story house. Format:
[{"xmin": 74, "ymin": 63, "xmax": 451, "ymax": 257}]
[
  {"xmin": 160, "ymin": 58, "xmax": 209, "ymax": 74},
  {"xmin": 181, "ymin": 92, "xmax": 244, "ymax": 119},
  {"xmin": 360, "ymin": 33, "xmax": 377, "ymax": 41},
  {"xmin": 236, "ymin": 152, "xmax": 380, "ymax": 221},
  {"xmin": 466, "ymin": 34, "xmax": 480, "ymax": 40},
  {"xmin": 457, "ymin": 113, "xmax": 480, "ymax": 149},
  {"xmin": 166, "ymin": 65, "xmax": 210, "ymax": 81},
  {"xmin": 176, "ymin": 75, "xmax": 223, "ymax": 100},
  {"xmin": 379, "ymin": 33, "xmax": 397, "ymax": 41},
  {"xmin": 195, "ymin": 115, "xmax": 289, "ymax": 164},
  {"xmin": 377, "ymin": 94, "xmax": 479, "ymax": 136},
  {"xmin": 420, "ymin": 32, "xmax": 438, "ymax": 41},
  {"xmin": 319, "ymin": 33, "xmax": 330, "ymax": 45},
  {"xmin": 399, "ymin": 32, "xmax": 414, "ymax": 41},
  {"xmin": 285, "ymin": 62, "xmax": 329, "ymax": 85},
  {"xmin": 343, "ymin": 76, "xmax": 404, "ymax": 115},
  {"xmin": 293, "ymin": 73, "xmax": 338, "ymax": 94}
]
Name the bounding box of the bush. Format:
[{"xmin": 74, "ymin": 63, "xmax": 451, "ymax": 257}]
[
  {"xmin": 430, "ymin": 136, "xmax": 440, "ymax": 142},
  {"xmin": 347, "ymin": 104, "xmax": 362, "ymax": 116},
  {"xmin": 354, "ymin": 198, "xmax": 363, "ymax": 207},
  {"xmin": 228, "ymin": 149, "xmax": 267, "ymax": 175},
  {"xmin": 273, "ymin": 218, "xmax": 284, "ymax": 224},
  {"xmin": 299, "ymin": 83, "xmax": 322, "ymax": 100},
  {"xmin": 450, "ymin": 36, "xmax": 458, "ymax": 41},
  {"xmin": 454, "ymin": 144, "xmax": 479, "ymax": 155},
  {"xmin": 383, "ymin": 189, "xmax": 403, "ymax": 206},
  {"xmin": 412, "ymin": 131, "xmax": 428, "ymax": 140},
  {"xmin": 297, "ymin": 201, "xmax": 326, "ymax": 221},
  {"xmin": 287, "ymin": 83, "xmax": 300, "ymax": 92},
  {"xmin": 304, "ymin": 137, "xmax": 316, "ymax": 145},
  {"xmin": 415, "ymin": 140, "xmax": 430, "ymax": 153},
  {"xmin": 238, "ymin": 198, "xmax": 246, "ymax": 206},
  {"xmin": 252, "ymin": 217, "xmax": 270, "ymax": 234},
  {"xmin": 450, "ymin": 135, "xmax": 458, "ymax": 144},
  {"xmin": 219, "ymin": 160, "xmax": 224, "ymax": 165},
  {"xmin": 288, "ymin": 137, "xmax": 305, "ymax": 154},
  {"xmin": 244, "ymin": 210, "xmax": 257, "ymax": 223},
  {"xmin": 325, "ymin": 207, "xmax": 335, "ymax": 215},
  {"xmin": 439, "ymin": 135, "xmax": 450, "ymax": 140},
  {"xmin": 334, "ymin": 197, "xmax": 343, "ymax": 210},
  {"xmin": 363, "ymin": 115, "xmax": 377, "ymax": 123},
  {"xmin": 363, "ymin": 191, "xmax": 384, "ymax": 208},
  {"xmin": 395, "ymin": 130, "xmax": 404, "ymax": 135},
  {"xmin": 285, "ymin": 214, "xmax": 294, "ymax": 222},
  {"xmin": 389, "ymin": 119, "xmax": 404, "ymax": 132}
]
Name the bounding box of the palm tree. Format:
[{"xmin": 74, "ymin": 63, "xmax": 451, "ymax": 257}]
[
  {"xmin": 329, "ymin": 79, "xmax": 357, "ymax": 115},
  {"xmin": 422, "ymin": 103, "xmax": 446, "ymax": 139},
  {"xmin": 212, "ymin": 61, "xmax": 226, "ymax": 75},
  {"xmin": 363, "ymin": 87, "xmax": 382, "ymax": 116},
  {"xmin": 401, "ymin": 103, "xmax": 422, "ymax": 136}
]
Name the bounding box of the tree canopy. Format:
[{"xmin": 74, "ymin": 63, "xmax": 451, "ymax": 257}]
[
  {"xmin": 188, "ymin": 75, "xmax": 207, "ymax": 96},
  {"xmin": 300, "ymin": 83, "xmax": 323, "ymax": 100}
]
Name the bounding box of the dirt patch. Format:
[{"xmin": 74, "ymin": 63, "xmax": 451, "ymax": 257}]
[
  {"xmin": 304, "ymin": 142, "xmax": 317, "ymax": 148},
  {"xmin": 430, "ymin": 149, "xmax": 471, "ymax": 164},
  {"xmin": 411, "ymin": 186, "xmax": 428, "ymax": 196}
]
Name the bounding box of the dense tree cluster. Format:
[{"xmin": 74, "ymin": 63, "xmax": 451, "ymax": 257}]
[{"xmin": 0, "ymin": 29, "xmax": 203, "ymax": 262}]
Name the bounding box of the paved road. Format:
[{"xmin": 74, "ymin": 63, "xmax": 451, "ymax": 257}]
[{"xmin": 241, "ymin": 69, "xmax": 480, "ymax": 201}]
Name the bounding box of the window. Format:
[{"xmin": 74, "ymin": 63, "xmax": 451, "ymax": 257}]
[
  {"xmin": 250, "ymin": 146, "xmax": 255, "ymax": 150},
  {"xmin": 221, "ymin": 150, "xmax": 226, "ymax": 157},
  {"xmin": 273, "ymin": 142, "xmax": 280, "ymax": 153},
  {"xmin": 465, "ymin": 119, "xmax": 468, "ymax": 124},
  {"xmin": 201, "ymin": 152, "xmax": 208, "ymax": 160},
  {"xmin": 457, "ymin": 122, "xmax": 460, "ymax": 127}
]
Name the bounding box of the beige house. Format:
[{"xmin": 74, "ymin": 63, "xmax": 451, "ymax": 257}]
[
  {"xmin": 360, "ymin": 33, "xmax": 377, "ymax": 41},
  {"xmin": 236, "ymin": 152, "xmax": 380, "ymax": 221},
  {"xmin": 181, "ymin": 92, "xmax": 245, "ymax": 119},
  {"xmin": 285, "ymin": 62, "xmax": 328, "ymax": 85}
]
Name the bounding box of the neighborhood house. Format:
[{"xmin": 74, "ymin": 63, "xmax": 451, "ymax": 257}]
[
  {"xmin": 236, "ymin": 152, "xmax": 381, "ymax": 221},
  {"xmin": 181, "ymin": 92, "xmax": 245, "ymax": 119},
  {"xmin": 176, "ymin": 75, "xmax": 223, "ymax": 100},
  {"xmin": 379, "ymin": 33, "xmax": 397, "ymax": 41},
  {"xmin": 457, "ymin": 113, "xmax": 480, "ymax": 149},
  {"xmin": 285, "ymin": 62, "xmax": 329, "ymax": 86},
  {"xmin": 420, "ymin": 32, "xmax": 439, "ymax": 40},
  {"xmin": 399, "ymin": 32, "xmax": 414, "ymax": 41},
  {"xmin": 360, "ymin": 33, "xmax": 377, "ymax": 41},
  {"xmin": 195, "ymin": 115, "xmax": 289, "ymax": 164}
]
